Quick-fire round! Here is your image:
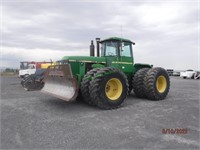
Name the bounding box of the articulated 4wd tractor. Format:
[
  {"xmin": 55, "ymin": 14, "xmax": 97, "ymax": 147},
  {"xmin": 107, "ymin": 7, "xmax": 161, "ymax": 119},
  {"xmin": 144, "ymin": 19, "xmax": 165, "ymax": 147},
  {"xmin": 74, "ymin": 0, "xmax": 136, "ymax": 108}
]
[{"xmin": 41, "ymin": 37, "xmax": 170, "ymax": 109}]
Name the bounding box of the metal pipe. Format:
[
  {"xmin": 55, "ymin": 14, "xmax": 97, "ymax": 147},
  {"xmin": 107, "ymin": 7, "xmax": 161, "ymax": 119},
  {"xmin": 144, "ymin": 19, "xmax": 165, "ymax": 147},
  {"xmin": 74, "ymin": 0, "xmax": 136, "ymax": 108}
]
[
  {"xmin": 90, "ymin": 40, "xmax": 95, "ymax": 56},
  {"xmin": 96, "ymin": 38, "xmax": 100, "ymax": 57}
]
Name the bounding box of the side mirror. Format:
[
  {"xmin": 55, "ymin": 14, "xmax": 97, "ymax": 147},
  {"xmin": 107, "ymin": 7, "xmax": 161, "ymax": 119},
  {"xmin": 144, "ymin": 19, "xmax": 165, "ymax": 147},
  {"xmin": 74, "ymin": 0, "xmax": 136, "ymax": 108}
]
[{"xmin": 120, "ymin": 42, "xmax": 125, "ymax": 51}]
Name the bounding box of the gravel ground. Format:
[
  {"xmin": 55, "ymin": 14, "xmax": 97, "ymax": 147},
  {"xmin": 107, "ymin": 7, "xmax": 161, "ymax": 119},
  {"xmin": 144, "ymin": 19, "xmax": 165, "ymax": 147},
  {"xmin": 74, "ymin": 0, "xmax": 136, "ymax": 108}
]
[{"xmin": 0, "ymin": 76, "xmax": 199, "ymax": 149}]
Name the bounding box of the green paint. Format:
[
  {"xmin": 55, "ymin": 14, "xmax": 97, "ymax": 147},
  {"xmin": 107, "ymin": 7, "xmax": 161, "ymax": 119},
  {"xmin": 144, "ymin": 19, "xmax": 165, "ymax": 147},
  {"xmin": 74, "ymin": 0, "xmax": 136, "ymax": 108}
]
[
  {"xmin": 100, "ymin": 37, "xmax": 135, "ymax": 44},
  {"xmin": 92, "ymin": 63, "xmax": 105, "ymax": 68},
  {"xmin": 61, "ymin": 37, "xmax": 152, "ymax": 86}
]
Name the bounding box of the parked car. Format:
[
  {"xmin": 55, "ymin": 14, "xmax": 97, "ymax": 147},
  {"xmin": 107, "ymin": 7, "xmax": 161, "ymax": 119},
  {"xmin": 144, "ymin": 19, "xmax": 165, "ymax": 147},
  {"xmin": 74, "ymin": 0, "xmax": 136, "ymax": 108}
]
[
  {"xmin": 180, "ymin": 70, "xmax": 200, "ymax": 79},
  {"xmin": 173, "ymin": 71, "xmax": 180, "ymax": 76}
]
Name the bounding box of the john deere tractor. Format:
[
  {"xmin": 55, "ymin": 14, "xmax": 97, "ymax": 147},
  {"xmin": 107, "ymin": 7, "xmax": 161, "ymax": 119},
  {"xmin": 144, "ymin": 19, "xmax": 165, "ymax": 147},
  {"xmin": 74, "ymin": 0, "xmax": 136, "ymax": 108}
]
[{"xmin": 41, "ymin": 37, "xmax": 170, "ymax": 109}]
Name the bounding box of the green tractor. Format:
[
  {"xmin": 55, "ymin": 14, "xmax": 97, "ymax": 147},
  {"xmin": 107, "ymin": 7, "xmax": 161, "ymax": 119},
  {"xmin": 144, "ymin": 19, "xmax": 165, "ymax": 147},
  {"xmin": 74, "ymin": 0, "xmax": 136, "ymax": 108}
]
[{"xmin": 41, "ymin": 37, "xmax": 170, "ymax": 109}]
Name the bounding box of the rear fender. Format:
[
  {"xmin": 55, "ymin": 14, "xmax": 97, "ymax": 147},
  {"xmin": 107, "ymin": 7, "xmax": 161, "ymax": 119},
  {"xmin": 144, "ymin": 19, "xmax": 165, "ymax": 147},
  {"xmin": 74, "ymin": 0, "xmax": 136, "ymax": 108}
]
[{"xmin": 133, "ymin": 63, "xmax": 152, "ymax": 73}]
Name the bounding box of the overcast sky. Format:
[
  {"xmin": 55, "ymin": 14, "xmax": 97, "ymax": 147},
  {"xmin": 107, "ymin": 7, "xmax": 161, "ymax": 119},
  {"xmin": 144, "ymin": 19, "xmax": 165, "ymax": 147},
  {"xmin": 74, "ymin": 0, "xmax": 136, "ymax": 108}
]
[{"xmin": 1, "ymin": 0, "xmax": 199, "ymax": 70}]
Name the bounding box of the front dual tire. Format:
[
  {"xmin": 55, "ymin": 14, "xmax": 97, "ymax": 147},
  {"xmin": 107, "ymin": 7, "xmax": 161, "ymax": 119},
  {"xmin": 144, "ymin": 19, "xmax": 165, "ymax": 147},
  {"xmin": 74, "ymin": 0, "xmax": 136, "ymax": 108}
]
[{"xmin": 81, "ymin": 67, "xmax": 129, "ymax": 109}]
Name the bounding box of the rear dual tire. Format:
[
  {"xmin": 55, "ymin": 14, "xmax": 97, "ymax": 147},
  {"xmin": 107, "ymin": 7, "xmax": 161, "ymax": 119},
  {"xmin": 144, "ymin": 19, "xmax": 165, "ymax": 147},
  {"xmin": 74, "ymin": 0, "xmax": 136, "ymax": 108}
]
[
  {"xmin": 133, "ymin": 67, "xmax": 170, "ymax": 100},
  {"xmin": 144, "ymin": 67, "xmax": 170, "ymax": 100}
]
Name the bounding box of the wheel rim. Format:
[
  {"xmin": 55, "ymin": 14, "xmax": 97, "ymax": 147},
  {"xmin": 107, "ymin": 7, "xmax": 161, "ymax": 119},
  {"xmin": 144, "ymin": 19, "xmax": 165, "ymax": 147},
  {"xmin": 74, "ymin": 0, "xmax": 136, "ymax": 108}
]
[
  {"xmin": 156, "ymin": 75, "xmax": 167, "ymax": 93},
  {"xmin": 105, "ymin": 78, "xmax": 123, "ymax": 100}
]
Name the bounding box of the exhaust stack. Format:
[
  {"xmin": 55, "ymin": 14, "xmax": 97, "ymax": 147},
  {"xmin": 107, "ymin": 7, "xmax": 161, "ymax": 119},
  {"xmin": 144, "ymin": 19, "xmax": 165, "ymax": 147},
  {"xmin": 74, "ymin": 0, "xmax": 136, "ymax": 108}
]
[{"xmin": 90, "ymin": 40, "xmax": 95, "ymax": 56}]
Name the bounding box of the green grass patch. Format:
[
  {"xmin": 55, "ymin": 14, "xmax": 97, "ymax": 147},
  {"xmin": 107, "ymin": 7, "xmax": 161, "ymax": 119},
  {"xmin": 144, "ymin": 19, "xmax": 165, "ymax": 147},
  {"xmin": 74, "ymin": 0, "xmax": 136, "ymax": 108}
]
[{"xmin": 0, "ymin": 72, "xmax": 18, "ymax": 76}]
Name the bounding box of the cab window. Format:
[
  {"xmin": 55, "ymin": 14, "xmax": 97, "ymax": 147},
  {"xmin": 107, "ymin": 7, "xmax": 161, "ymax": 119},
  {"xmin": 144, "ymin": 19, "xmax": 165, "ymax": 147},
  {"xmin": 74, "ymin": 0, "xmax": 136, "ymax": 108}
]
[
  {"xmin": 101, "ymin": 41, "xmax": 118, "ymax": 56},
  {"xmin": 120, "ymin": 42, "xmax": 132, "ymax": 57}
]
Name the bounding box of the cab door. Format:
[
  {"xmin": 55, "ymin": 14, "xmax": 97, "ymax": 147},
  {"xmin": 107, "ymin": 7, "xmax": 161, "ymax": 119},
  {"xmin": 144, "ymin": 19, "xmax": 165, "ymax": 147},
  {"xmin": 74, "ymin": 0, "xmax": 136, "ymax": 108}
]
[
  {"xmin": 119, "ymin": 42, "xmax": 134, "ymax": 75},
  {"xmin": 103, "ymin": 41, "xmax": 120, "ymax": 68}
]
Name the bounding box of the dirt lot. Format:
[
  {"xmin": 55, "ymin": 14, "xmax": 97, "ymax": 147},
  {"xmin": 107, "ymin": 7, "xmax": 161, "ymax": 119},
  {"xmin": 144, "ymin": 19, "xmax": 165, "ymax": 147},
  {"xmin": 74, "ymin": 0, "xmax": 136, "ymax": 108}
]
[{"xmin": 0, "ymin": 76, "xmax": 199, "ymax": 149}]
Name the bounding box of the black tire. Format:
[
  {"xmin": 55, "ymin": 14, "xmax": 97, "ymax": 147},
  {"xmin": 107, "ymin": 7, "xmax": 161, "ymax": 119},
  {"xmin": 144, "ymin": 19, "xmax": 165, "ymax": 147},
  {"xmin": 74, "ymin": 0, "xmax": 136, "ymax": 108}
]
[
  {"xmin": 191, "ymin": 73, "xmax": 195, "ymax": 79},
  {"xmin": 21, "ymin": 78, "xmax": 26, "ymax": 86},
  {"xmin": 80, "ymin": 68, "xmax": 100, "ymax": 105},
  {"xmin": 23, "ymin": 76, "xmax": 34, "ymax": 91},
  {"xmin": 21, "ymin": 75, "xmax": 30, "ymax": 86},
  {"xmin": 144, "ymin": 67, "xmax": 170, "ymax": 100},
  {"xmin": 195, "ymin": 72, "xmax": 200, "ymax": 79},
  {"xmin": 89, "ymin": 67, "xmax": 129, "ymax": 109},
  {"xmin": 36, "ymin": 81, "xmax": 44, "ymax": 90},
  {"xmin": 132, "ymin": 68, "xmax": 150, "ymax": 98},
  {"xmin": 128, "ymin": 80, "xmax": 133, "ymax": 95}
]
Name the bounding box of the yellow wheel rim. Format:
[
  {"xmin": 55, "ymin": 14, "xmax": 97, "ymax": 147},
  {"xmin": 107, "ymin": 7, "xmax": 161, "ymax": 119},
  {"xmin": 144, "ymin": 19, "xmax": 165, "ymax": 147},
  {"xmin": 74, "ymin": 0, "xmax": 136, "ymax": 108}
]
[
  {"xmin": 105, "ymin": 78, "xmax": 123, "ymax": 100},
  {"xmin": 156, "ymin": 75, "xmax": 167, "ymax": 93}
]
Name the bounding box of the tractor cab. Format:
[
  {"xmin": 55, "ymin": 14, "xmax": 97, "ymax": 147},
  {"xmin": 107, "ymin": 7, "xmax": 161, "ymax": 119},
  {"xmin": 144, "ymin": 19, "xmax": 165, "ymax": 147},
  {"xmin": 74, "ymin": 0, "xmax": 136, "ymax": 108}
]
[
  {"xmin": 98, "ymin": 37, "xmax": 135, "ymax": 75},
  {"xmin": 99, "ymin": 37, "xmax": 135, "ymax": 58}
]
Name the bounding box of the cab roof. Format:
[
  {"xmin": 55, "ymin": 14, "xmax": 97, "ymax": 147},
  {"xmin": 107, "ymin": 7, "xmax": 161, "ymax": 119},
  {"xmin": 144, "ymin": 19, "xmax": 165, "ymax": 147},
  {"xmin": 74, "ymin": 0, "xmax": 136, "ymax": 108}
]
[{"xmin": 100, "ymin": 37, "xmax": 135, "ymax": 44}]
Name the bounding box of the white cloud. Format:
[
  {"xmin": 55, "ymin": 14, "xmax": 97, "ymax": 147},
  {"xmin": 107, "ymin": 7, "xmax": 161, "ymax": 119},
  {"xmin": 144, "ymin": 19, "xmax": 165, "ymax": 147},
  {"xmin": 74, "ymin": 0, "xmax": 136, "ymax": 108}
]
[
  {"xmin": 1, "ymin": 0, "xmax": 199, "ymax": 70},
  {"xmin": 135, "ymin": 5, "xmax": 180, "ymax": 25},
  {"xmin": 1, "ymin": 46, "xmax": 89, "ymax": 68}
]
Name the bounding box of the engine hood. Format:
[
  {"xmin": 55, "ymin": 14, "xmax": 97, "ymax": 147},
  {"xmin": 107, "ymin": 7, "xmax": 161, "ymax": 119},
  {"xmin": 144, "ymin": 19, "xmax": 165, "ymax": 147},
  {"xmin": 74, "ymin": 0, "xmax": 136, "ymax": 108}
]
[{"xmin": 62, "ymin": 56, "xmax": 106, "ymax": 63}]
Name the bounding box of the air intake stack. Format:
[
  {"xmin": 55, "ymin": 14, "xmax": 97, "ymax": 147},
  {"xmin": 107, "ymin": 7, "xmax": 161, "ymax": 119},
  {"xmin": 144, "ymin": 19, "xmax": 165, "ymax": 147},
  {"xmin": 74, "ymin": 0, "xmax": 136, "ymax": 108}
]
[{"xmin": 96, "ymin": 38, "xmax": 100, "ymax": 57}]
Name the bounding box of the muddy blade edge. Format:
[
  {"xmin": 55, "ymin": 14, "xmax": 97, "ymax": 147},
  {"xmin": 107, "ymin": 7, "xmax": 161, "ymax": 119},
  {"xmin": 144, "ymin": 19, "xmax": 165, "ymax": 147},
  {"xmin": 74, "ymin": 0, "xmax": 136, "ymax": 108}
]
[{"xmin": 41, "ymin": 64, "xmax": 78, "ymax": 101}]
